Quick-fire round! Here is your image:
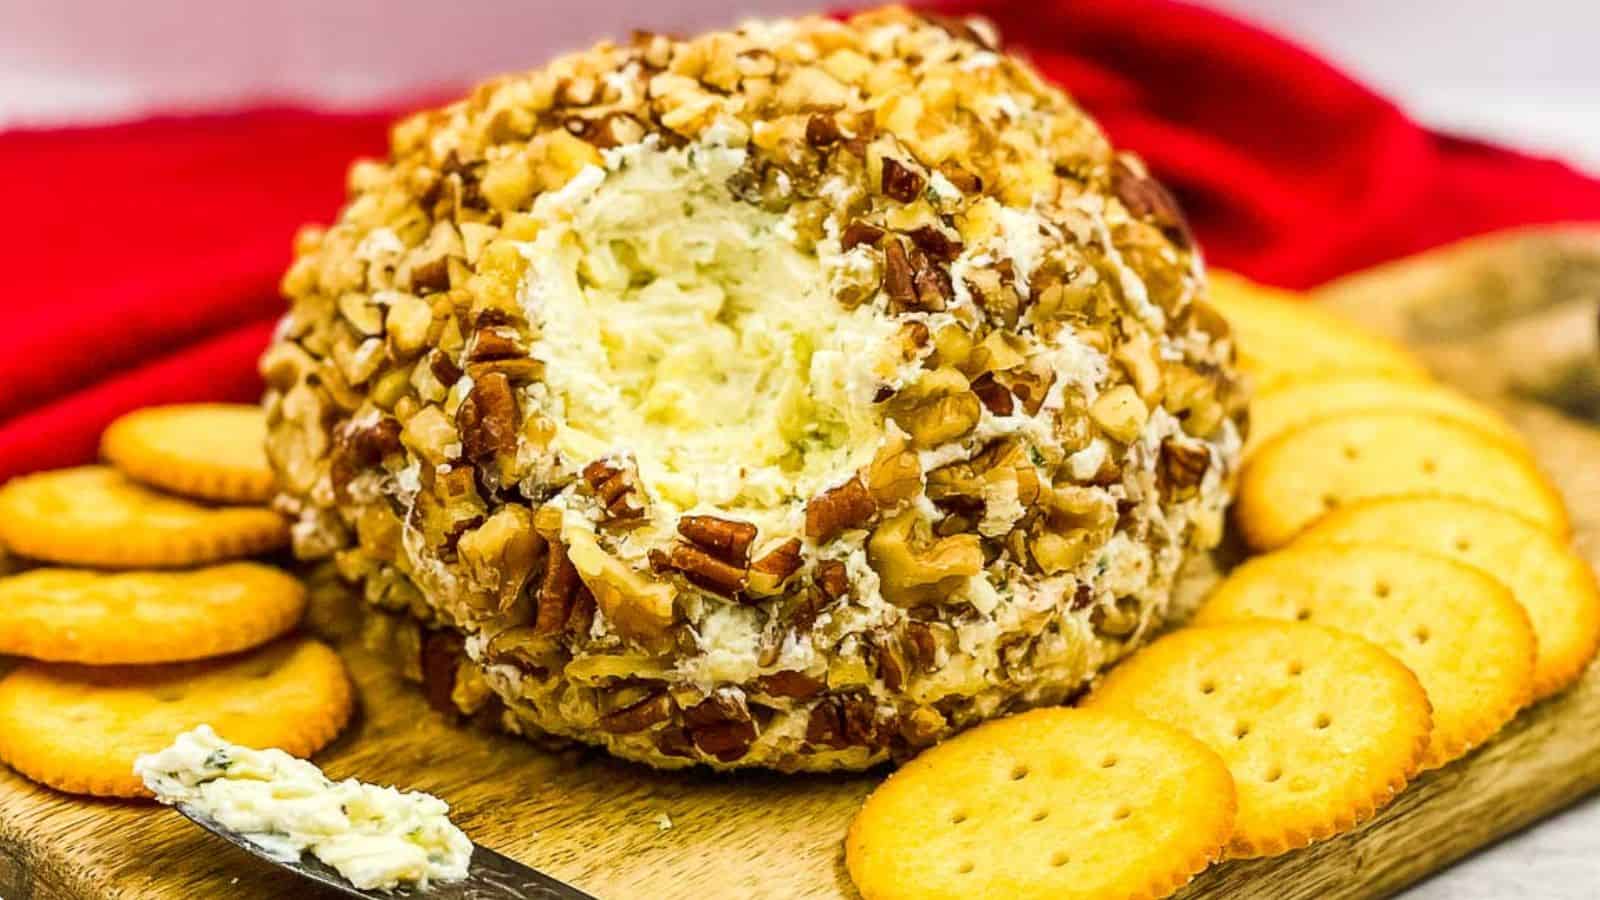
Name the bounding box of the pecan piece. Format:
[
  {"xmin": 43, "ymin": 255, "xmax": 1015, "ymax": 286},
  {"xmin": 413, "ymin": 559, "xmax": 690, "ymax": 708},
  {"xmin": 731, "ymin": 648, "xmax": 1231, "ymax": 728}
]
[
  {"xmin": 881, "ymin": 238, "xmax": 916, "ymax": 310},
  {"xmin": 427, "ymin": 350, "xmax": 463, "ymax": 388},
  {"xmin": 814, "ymin": 559, "xmax": 850, "ymax": 600},
  {"xmin": 534, "ymin": 538, "xmax": 583, "ymax": 635},
  {"xmin": 806, "ymin": 694, "xmax": 889, "ymax": 751},
  {"xmin": 468, "ymin": 326, "xmax": 524, "ymax": 361},
  {"xmin": 684, "ymin": 691, "xmax": 758, "ymax": 762},
  {"xmin": 581, "ymin": 458, "xmax": 645, "ymax": 521},
  {"xmin": 329, "ymin": 415, "xmax": 402, "ymax": 502},
  {"xmin": 805, "ymin": 476, "xmax": 877, "ymax": 542},
  {"xmin": 457, "ymin": 372, "xmax": 518, "ymax": 465},
  {"xmin": 937, "ymin": 163, "xmax": 983, "ymax": 194},
  {"xmin": 746, "ymin": 538, "xmax": 802, "ymax": 597},
  {"xmin": 880, "ymin": 157, "xmax": 925, "ymax": 203},
  {"xmin": 841, "ymin": 221, "xmax": 885, "ymax": 251},
  {"xmin": 907, "ymin": 225, "xmax": 962, "ymax": 262},
  {"xmin": 904, "ymin": 621, "xmax": 940, "ymax": 673},
  {"xmin": 666, "ymin": 543, "xmax": 746, "ymax": 597},
  {"xmin": 677, "ymin": 515, "xmax": 756, "ymax": 565},
  {"xmin": 805, "ymin": 113, "xmax": 844, "ymax": 147},
  {"xmin": 598, "ymin": 691, "xmax": 674, "ymax": 734},
  {"xmin": 970, "ymin": 372, "xmax": 1015, "ymax": 416},
  {"xmin": 868, "ymin": 629, "xmax": 909, "ymax": 691},
  {"xmin": 910, "ymin": 249, "xmax": 953, "ymax": 310},
  {"xmin": 756, "ymin": 670, "xmax": 825, "ymax": 700},
  {"xmin": 868, "ymin": 509, "xmax": 983, "ymax": 606},
  {"xmin": 1111, "ymin": 156, "xmax": 1191, "ymax": 247},
  {"xmin": 1158, "ymin": 437, "xmax": 1211, "ymax": 500}
]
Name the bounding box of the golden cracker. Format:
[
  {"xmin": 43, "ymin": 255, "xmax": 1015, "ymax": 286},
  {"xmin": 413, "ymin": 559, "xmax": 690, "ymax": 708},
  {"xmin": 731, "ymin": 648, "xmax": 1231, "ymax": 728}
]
[
  {"xmin": 0, "ymin": 563, "xmax": 306, "ymax": 664},
  {"xmin": 846, "ymin": 707, "xmax": 1235, "ymax": 900},
  {"xmin": 1084, "ymin": 622, "xmax": 1431, "ymax": 858},
  {"xmin": 0, "ymin": 466, "xmax": 288, "ymax": 568},
  {"xmin": 1245, "ymin": 375, "xmax": 1524, "ymax": 459},
  {"xmin": 102, "ymin": 404, "xmax": 275, "ymax": 504},
  {"xmin": 0, "ymin": 637, "xmax": 351, "ymax": 798},
  {"xmin": 1236, "ymin": 412, "xmax": 1568, "ymax": 550},
  {"xmin": 1207, "ymin": 271, "xmax": 1431, "ymax": 387},
  {"xmin": 1195, "ymin": 545, "xmax": 1534, "ymax": 769},
  {"xmin": 1300, "ymin": 496, "xmax": 1600, "ymax": 699}
]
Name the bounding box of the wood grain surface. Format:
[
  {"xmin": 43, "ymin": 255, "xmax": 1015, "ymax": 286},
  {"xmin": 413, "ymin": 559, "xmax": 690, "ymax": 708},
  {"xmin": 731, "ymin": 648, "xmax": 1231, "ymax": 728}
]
[{"xmin": 1, "ymin": 227, "xmax": 1598, "ymax": 900}]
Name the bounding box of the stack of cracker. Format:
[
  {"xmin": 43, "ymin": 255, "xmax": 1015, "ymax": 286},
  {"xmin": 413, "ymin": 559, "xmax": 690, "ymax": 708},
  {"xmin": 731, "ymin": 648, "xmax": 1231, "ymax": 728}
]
[
  {"xmin": 0, "ymin": 404, "xmax": 352, "ymax": 797},
  {"xmin": 846, "ymin": 272, "xmax": 1600, "ymax": 900}
]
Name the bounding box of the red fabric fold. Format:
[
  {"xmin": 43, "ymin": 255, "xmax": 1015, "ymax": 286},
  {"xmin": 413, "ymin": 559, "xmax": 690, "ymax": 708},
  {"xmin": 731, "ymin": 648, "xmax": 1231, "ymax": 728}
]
[{"xmin": 3, "ymin": 0, "xmax": 1599, "ymax": 481}]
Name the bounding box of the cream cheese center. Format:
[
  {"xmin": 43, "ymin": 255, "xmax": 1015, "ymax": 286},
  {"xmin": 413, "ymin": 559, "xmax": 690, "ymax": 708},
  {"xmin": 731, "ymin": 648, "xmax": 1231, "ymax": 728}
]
[{"xmin": 521, "ymin": 139, "xmax": 904, "ymax": 517}]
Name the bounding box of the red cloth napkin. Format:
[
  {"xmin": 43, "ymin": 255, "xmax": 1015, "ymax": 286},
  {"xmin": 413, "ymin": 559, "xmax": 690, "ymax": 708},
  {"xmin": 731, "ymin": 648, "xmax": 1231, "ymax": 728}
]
[{"xmin": 3, "ymin": 0, "xmax": 1599, "ymax": 482}]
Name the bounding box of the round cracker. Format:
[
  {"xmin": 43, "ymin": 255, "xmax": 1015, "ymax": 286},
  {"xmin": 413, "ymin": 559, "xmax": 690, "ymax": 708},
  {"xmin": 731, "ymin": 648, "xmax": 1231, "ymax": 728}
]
[
  {"xmin": 1300, "ymin": 496, "xmax": 1600, "ymax": 700},
  {"xmin": 846, "ymin": 707, "xmax": 1235, "ymax": 900},
  {"xmin": 1084, "ymin": 622, "xmax": 1431, "ymax": 859},
  {"xmin": 102, "ymin": 403, "xmax": 275, "ymax": 504},
  {"xmin": 0, "ymin": 637, "xmax": 351, "ymax": 797},
  {"xmin": 0, "ymin": 563, "xmax": 306, "ymax": 664},
  {"xmin": 1206, "ymin": 272, "xmax": 1430, "ymax": 388},
  {"xmin": 1245, "ymin": 375, "xmax": 1523, "ymax": 459},
  {"xmin": 1236, "ymin": 412, "xmax": 1568, "ymax": 550},
  {"xmin": 1195, "ymin": 545, "xmax": 1535, "ymax": 770},
  {"xmin": 0, "ymin": 466, "xmax": 288, "ymax": 568}
]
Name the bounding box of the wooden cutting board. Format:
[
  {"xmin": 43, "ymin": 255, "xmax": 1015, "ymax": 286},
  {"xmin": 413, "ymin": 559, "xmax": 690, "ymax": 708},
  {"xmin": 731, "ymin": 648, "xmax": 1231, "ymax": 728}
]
[{"xmin": 2, "ymin": 227, "xmax": 1599, "ymax": 900}]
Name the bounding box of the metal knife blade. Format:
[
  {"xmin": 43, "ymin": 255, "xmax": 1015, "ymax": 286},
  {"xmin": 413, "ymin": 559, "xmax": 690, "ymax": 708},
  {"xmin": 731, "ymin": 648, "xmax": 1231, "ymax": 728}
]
[{"xmin": 175, "ymin": 804, "xmax": 597, "ymax": 899}]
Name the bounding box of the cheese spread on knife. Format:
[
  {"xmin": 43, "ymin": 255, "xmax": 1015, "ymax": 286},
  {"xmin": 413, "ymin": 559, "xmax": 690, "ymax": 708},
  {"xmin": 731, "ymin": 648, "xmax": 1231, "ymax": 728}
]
[{"xmin": 135, "ymin": 725, "xmax": 471, "ymax": 891}]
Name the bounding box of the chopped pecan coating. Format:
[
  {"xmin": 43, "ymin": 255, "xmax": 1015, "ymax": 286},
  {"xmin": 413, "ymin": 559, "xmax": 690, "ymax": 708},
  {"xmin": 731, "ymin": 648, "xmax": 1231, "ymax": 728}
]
[
  {"xmin": 534, "ymin": 539, "xmax": 583, "ymax": 635},
  {"xmin": 427, "ymin": 350, "xmax": 463, "ymax": 388},
  {"xmin": 814, "ymin": 559, "xmax": 850, "ymax": 600},
  {"xmin": 868, "ymin": 509, "xmax": 984, "ymax": 606},
  {"xmin": 910, "ymin": 248, "xmax": 953, "ymax": 310},
  {"xmin": 329, "ymin": 415, "xmax": 402, "ymax": 501},
  {"xmin": 869, "ymin": 629, "xmax": 909, "ymax": 691},
  {"xmin": 904, "ymin": 621, "xmax": 940, "ymax": 672},
  {"xmin": 1158, "ymin": 437, "xmax": 1211, "ymax": 500},
  {"xmin": 581, "ymin": 458, "xmax": 646, "ymax": 521},
  {"xmin": 880, "ymin": 157, "xmax": 925, "ymax": 203},
  {"xmin": 746, "ymin": 538, "xmax": 803, "ymax": 596},
  {"xmin": 468, "ymin": 327, "xmax": 524, "ymax": 361},
  {"xmin": 865, "ymin": 438, "xmax": 923, "ymax": 508},
  {"xmin": 806, "ymin": 693, "xmax": 889, "ymax": 751},
  {"xmin": 666, "ymin": 543, "xmax": 746, "ymax": 597},
  {"xmin": 457, "ymin": 372, "xmax": 519, "ymax": 465},
  {"xmin": 937, "ymin": 162, "xmax": 982, "ymax": 194},
  {"xmin": 457, "ymin": 505, "xmax": 544, "ymax": 613},
  {"xmin": 805, "ymin": 113, "xmax": 845, "ymax": 147},
  {"xmin": 1111, "ymin": 156, "xmax": 1191, "ymax": 247},
  {"xmin": 684, "ymin": 690, "xmax": 758, "ymax": 762},
  {"xmin": 907, "ymin": 225, "xmax": 962, "ymax": 262},
  {"xmin": 677, "ymin": 515, "xmax": 757, "ymax": 564},
  {"xmin": 566, "ymin": 530, "xmax": 678, "ymax": 644},
  {"xmin": 887, "ymin": 367, "xmax": 982, "ymax": 447},
  {"xmin": 841, "ymin": 221, "xmax": 886, "ymax": 250},
  {"xmin": 755, "ymin": 670, "xmax": 826, "ymax": 699},
  {"xmin": 970, "ymin": 372, "xmax": 1015, "ymax": 416},
  {"xmin": 805, "ymin": 476, "xmax": 877, "ymax": 542},
  {"xmin": 881, "ymin": 238, "xmax": 916, "ymax": 310},
  {"xmin": 598, "ymin": 691, "xmax": 675, "ymax": 734}
]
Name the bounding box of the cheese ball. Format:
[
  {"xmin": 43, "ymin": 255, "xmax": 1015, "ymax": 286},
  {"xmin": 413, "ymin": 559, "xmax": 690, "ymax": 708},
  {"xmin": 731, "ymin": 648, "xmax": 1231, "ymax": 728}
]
[{"xmin": 263, "ymin": 7, "xmax": 1246, "ymax": 771}]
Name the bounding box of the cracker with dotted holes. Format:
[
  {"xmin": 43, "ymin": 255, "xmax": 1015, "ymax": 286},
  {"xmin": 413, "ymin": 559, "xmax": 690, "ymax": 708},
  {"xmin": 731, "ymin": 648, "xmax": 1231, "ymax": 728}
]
[
  {"xmin": 1083, "ymin": 622, "xmax": 1431, "ymax": 859},
  {"xmin": 1206, "ymin": 272, "xmax": 1431, "ymax": 388},
  {"xmin": 0, "ymin": 563, "xmax": 306, "ymax": 664},
  {"xmin": 0, "ymin": 638, "xmax": 351, "ymax": 798},
  {"xmin": 0, "ymin": 466, "xmax": 288, "ymax": 568},
  {"xmin": 1236, "ymin": 411, "xmax": 1568, "ymax": 550},
  {"xmin": 1195, "ymin": 545, "xmax": 1534, "ymax": 770},
  {"xmin": 1300, "ymin": 496, "xmax": 1600, "ymax": 700},
  {"xmin": 1245, "ymin": 375, "xmax": 1524, "ymax": 459},
  {"xmin": 102, "ymin": 403, "xmax": 276, "ymax": 504},
  {"xmin": 846, "ymin": 707, "xmax": 1236, "ymax": 900}
]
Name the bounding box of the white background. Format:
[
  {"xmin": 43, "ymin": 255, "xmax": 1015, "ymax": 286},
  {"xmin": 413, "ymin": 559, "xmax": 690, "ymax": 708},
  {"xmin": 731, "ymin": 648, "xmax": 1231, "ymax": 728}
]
[{"xmin": 2, "ymin": 1, "xmax": 1597, "ymax": 896}]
